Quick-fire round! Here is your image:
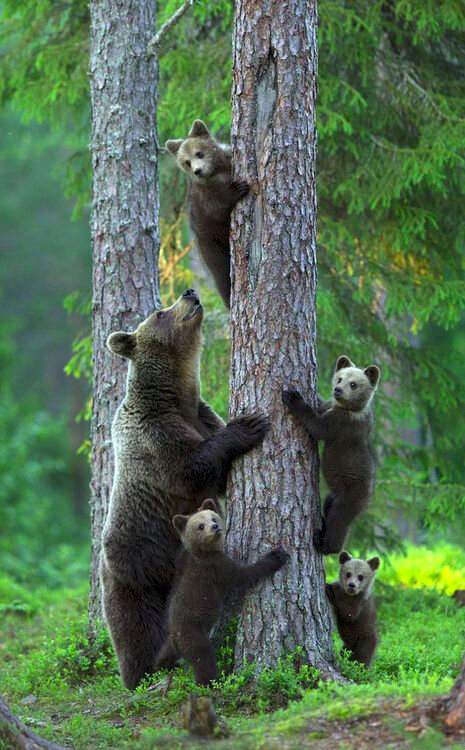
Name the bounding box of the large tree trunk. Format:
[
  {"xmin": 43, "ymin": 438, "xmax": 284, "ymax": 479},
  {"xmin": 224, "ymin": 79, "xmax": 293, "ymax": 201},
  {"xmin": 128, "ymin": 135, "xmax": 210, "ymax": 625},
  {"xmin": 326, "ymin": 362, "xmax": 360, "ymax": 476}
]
[
  {"xmin": 0, "ymin": 696, "xmax": 66, "ymax": 750},
  {"xmin": 442, "ymin": 653, "xmax": 465, "ymax": 730},
  {"xmin": 226, "ymin": 0, "xmax": 336, "ymax": 676},
  {"xmin": 88, "ymin": 0, "xmax": 160, "ymax": 630}
]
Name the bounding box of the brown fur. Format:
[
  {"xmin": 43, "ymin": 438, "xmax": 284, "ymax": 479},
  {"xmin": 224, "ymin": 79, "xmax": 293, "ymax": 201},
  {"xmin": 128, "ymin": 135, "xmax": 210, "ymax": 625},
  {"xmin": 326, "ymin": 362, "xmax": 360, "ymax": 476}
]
[
  {"xmin": 326, "ymin": 550, "xmax": 380, "ymax": 667},
  {"xmin": 283, "ymin": 355, "xmax": 380, "ymax": 554},
  {"xmin": 155, "ymin": 499, "xmax": 289, "ymax": 685},
  {"xmin": 166, "ymin": 120, "xmax": 249, "ymax": 308},
  {"xmin": 101, "ymin": 290, "xmax": 270, "ymax": 690}
]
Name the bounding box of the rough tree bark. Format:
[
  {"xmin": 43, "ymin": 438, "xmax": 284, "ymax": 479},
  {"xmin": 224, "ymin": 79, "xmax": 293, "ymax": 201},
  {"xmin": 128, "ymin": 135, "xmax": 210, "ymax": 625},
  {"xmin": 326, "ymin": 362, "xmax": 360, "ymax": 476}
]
[
  {"xmin": 226, "ymin": 0, "xmax": 336, "ymax": 675},
  {"xmin": 441, "ymin": 653, "xmax": 465, "ymax": 730},
  {"xmin": 88, "ymin": 0, "xmax": 160, "ymax": 629},
  {"xmin": 0, "ymin": 696, "xmax": 66, "ymax": 750}
]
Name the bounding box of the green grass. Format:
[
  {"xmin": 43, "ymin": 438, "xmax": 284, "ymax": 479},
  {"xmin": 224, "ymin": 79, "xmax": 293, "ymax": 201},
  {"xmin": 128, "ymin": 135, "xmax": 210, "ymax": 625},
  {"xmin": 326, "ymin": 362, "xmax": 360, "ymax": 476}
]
[{"xmin": 1, "ymin": 546, "xmax": 464, "ymax": 749}]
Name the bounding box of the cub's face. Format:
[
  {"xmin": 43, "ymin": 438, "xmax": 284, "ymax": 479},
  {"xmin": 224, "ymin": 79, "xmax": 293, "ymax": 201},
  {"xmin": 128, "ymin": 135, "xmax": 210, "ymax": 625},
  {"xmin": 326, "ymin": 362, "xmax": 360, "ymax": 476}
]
[
  {"xmin": 166, "ymin": 119, "xmax": 229, "ymax": 185},
  {"xmin": 173, "ymin": 499, "xmax": 224, "ymax": 555},
  {"xmin": 339, "ymin": 550, "xmax": 380, "ymax": 596},
  {"xmin": 331, "ymin": 355, "xmax": 380, "ymax": 412},
  {"xmin": 106, "ymin": 290, "xmax": 203, "ymax": 364}
]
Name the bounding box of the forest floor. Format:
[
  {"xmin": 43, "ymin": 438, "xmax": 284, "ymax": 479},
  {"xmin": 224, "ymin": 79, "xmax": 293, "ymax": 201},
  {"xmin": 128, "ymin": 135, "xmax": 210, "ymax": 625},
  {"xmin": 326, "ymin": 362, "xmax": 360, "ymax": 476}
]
[{"xmin": 1, "ymin": 544, "xmax": 465, "ymax": 750}]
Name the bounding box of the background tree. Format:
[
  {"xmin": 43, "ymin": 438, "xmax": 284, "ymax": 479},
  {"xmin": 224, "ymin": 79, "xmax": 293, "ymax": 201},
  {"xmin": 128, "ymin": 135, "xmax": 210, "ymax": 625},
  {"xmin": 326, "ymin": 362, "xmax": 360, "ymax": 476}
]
[
  {"xmin": 225, "ymin": 0, "xmax": 335, "ymax": 675},
  {"xmin": 87, "ymin": 0, "xmax": 160, "ymax": 627}
]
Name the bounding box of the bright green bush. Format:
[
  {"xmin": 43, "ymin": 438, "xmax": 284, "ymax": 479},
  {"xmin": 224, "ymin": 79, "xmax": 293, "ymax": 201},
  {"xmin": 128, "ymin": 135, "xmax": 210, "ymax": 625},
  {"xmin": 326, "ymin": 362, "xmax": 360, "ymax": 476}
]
[{"xmin": 380, "ymin": 543, "xmax": 465, "ymax": 595}]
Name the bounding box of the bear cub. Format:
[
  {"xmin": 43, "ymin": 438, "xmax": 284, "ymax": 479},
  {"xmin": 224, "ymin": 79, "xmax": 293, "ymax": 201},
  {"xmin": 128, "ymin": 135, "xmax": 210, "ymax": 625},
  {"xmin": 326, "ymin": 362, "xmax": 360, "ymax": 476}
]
[
  {"xmin": 326, "ymin": 550, "xmax": 380, "ymax": 667},
  {"xmin": 166, "ymin": 119, "xmax": 249, "ymax": 308},
  {"xmin": 155, "ymin": 499, "xmax": 289, "ymax": 685},
  {"xmin": 283, "ymin": 355, "xmax": 380, "ymax": 554}
]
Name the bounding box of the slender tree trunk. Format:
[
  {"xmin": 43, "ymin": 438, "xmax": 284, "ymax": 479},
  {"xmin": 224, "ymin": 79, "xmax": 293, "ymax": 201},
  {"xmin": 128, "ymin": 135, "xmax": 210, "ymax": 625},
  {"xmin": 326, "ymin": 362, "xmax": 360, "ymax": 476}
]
[
  {"xmin": 88, "ymin": 0, "xmax": 160, "ymax": 630},
  {"xmin": 226, "ymin": 0, "xmax": 336, "ymax": 676},
  {"xmin": 0, "ymin": 696, "xmax": 66, "ymax": 750}
]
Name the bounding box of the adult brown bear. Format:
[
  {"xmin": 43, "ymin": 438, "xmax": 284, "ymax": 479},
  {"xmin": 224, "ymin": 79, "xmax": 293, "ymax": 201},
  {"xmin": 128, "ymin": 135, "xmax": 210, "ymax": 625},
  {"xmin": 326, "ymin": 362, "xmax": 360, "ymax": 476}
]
[{"xmin": 101, "ymin": 289, "xmax": 269, "ymax": 689}]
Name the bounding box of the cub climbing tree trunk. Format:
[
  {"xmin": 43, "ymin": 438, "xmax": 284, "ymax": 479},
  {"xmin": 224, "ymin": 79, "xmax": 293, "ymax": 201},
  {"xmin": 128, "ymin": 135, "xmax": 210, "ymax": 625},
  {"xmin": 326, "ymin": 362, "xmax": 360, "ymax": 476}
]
[
  {"xmin": 226, "ymin": 0, "xmax": 336, "ymax": 675},
  {"xmin": 88, "ymin": 0, "xmax": 160, "ymax": 629},
  {"xmin": 0, "ymin": 696, "xmax": 66, "ymax": 750}
]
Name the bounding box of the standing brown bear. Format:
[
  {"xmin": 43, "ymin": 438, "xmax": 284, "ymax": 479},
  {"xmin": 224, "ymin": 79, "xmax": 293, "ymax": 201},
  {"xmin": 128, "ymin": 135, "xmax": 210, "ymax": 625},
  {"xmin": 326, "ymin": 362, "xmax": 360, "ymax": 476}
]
[
  {"xmin": 155, "ymin": 499, "xmax": 289, "ymax": 685},
  {"xmin": 166, "ymin": 119, "xmax": 249, "ymax": 308},
  {"xmin": 101, "ymin": 290, "xmax": 269, "ymax": 689}
]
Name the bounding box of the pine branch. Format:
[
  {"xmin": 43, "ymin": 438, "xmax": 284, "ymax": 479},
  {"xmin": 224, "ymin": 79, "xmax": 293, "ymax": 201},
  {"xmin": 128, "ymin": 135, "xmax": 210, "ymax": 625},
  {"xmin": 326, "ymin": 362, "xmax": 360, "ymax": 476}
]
[{"xmin": 147, "ymin": 0, "xmax": 194, "ymax": 58}]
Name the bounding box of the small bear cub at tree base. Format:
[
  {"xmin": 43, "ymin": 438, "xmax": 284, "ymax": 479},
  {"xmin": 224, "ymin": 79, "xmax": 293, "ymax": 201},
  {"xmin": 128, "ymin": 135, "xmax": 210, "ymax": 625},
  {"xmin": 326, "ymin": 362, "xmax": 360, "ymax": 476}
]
[
  {"xmin": 155, "ymin": 499, "xmax": 289, "ymax": 686},
  {"xmin": 282, "ymin": 355, "xmax": 380, "ymax": 554},
  {"xmin": 166, "ymin": 119, "xmax": 249, "ymax": 308},
  {"xmin": 326, "ymin": 550, "xmax": 380, "ymax": 668}
]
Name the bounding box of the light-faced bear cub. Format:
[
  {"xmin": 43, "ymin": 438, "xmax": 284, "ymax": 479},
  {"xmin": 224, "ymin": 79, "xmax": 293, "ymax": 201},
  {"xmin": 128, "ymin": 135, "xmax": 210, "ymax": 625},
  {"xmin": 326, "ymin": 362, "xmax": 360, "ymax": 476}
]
[
  {"xmin": 155, "ymin": 499, "xmax": 289, "ymax": 685},
  {"xmin": 166, "ymin": 119, "xmax": 249, "ymax": 308},
  {"xmin": 326, "ymin": 550, "xmax": 380, "ymax": 667},
  {"xmin": 101, "ymin": 290, "xmax": 270, "ymax": 690},
  {"xmin": 283, "ymin": 355, "xmax": 380, "ymax": 555}
]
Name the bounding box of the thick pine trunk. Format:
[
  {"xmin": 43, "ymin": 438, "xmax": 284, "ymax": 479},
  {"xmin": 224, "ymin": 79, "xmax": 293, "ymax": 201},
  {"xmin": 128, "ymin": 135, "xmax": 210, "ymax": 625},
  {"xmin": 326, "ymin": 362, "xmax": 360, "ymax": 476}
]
[
  {"xmin": 442, "ymin": 653, "xmax": 465, "ymax": 730},
  {"xmin": 88, "ymin": 0, "xmax": 160, "ymax": 629},
  {"xmin": 227, "ymin": 0, "xmax": 336, "ymax": 675},
  {"xmin": 0, "ymin": 696, "xmax": 66, "ymax": 750}
]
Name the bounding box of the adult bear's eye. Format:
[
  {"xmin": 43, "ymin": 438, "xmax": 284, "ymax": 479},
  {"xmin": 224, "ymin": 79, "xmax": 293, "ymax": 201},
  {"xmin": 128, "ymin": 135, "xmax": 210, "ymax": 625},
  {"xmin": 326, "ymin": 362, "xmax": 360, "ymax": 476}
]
[
  {"xmin": 198, "ymin": 523, "xmax": 204, "ymax": 530},
  {"xmin": 358, "ymin": 575, "xmax": 364, "ymax": 581},
  {"xmin": 346, "ymin": 572, "xmax": 351, "ymax": 578},
  {"xmin": 157, "ymin": 311, "xmax": 166, "ymax": 319},
  {"xmin": 350, "ymin": 382, "xmax": 357, "ymax": 389}
]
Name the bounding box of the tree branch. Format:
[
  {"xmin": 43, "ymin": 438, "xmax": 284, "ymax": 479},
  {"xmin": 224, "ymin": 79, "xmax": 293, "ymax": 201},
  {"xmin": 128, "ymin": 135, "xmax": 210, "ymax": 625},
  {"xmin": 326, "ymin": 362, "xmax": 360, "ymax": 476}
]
[
  {"xmin": 0, "ymin": 695, "xmax": 66, "ymax": 750},
  {"xmin": 147, "ymin": 0, "xmax": 194, "ymax": 57}
]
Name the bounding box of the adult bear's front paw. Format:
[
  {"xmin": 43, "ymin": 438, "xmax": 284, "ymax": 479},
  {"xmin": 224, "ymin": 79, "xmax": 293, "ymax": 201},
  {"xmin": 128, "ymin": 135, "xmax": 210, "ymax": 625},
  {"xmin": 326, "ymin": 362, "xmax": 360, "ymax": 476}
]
[
  {"xmin": 266, "ymin": 547, "xmax": 290, "ymax": 571},
  {"xmin": 228, "ymin": 413, "xmax": 271, "ymax": 447}
]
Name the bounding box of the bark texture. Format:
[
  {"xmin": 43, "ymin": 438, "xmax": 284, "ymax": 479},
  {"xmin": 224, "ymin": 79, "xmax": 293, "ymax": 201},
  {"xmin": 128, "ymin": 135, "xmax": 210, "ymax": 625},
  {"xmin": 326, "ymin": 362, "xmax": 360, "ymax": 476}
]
[
  {"xmin": 227, "ymin": 0, "xmax": 336, "ymax": 674},
  {"xmin": 0, "ymin": 696, "xmax": 66, "ymax": 750},
  {"xmin": 443, "ymin": 653, "xmax": 465, "ymax": 730},
  {"xmin": 88, "ymin": 0, "xmax": 160, "ymax": 629}
]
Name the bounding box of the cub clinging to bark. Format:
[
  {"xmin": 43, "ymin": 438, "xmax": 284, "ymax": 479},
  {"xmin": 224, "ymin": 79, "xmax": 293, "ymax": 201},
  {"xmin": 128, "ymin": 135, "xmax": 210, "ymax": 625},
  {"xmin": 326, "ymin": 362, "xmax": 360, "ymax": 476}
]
[
  {"xmin": 155, "ymin": 499, "xmax": 289, "ymax": 686},
  {"xmin": 101, "ymin": 289, "xmax": 270, "ymax": 690},
  {"xmin": 326, "ymin": 550, "xmax": 380, "ymax": 667},
  {"xmin": 166, "ymin": 119, "xmax": 249, "ymax": 308},
  {"xmin": 282, "ymin": 355, "xmax": 380, "ymax": 554}
]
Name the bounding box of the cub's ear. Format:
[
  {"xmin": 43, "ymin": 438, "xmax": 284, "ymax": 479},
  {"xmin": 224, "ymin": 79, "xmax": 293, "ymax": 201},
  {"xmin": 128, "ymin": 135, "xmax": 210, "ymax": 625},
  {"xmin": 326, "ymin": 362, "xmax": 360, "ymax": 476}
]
[
  {"xmin": 367, "ymin": 556, "xmax": 380, "ymax": 571},
  {"xmin": 339, "ymin": 550, "xmax": 352, "ymax": 564},
  {"xmin": 107, "ymin": 332, "xmax": 136, "ymax": 359},
  {"xmin": 200, "ymin": 499, "xmax": 218, "ymax": 513},
  {"xmin": 165, "ymin": 139, "xmax": 183, "ymax": 155},
  {"xmin": 188, "ymin": 119, "xmax": 210, "ymax": 138},
  {"xmin": 172, "ymin": 515, "xmax": 188, "ymax": 535},
  {"xmin": 364, "ymin": 365, "xmax": 380, "ymax": 388},
  {"xmin": 335, "ymin": 355, "xmax": 355, "ymax": 371}
]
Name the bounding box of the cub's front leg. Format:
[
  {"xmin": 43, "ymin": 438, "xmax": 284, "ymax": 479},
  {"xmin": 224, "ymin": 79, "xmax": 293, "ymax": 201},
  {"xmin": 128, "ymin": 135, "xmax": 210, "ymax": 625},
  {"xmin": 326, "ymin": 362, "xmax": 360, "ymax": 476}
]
[{"xmin": 282, "ymin": 388, "xmax": 332, "ymax": 441}]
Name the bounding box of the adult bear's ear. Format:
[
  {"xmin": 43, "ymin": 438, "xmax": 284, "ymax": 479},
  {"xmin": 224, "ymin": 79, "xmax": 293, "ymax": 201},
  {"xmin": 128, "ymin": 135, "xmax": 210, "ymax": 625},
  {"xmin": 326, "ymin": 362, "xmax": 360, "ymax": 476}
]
[
  {"xmin": 188, "ymin": 119, "xmax": 210, "ymax": 137},
  {"xmin": 364, "ymin": 365, "xmax": 380, "ymax": 388},
  {"xmin": 339, "ymin": 550, "xmax": 352, "ymax": 564},
  {"xmin": 335, "ymin": 355, "xmax": 355, "ymax": 371},
  {"xmin": 165, "ymin": 139, "xmax": 183, "ymax": 155},
  {"xmin": 107, "ymin": 332, "xmax": 136, "ymax": 359},
  {"xmin": 200, "ymin": 499, "xmax": 218, "ymax": 513},
  {"xmin": 367, "ymin": 556, "xmax": 380, "ymax": 571},
  {"xmin": 172, "ymin": 515, "xmax": 188, "ymax": 534}
]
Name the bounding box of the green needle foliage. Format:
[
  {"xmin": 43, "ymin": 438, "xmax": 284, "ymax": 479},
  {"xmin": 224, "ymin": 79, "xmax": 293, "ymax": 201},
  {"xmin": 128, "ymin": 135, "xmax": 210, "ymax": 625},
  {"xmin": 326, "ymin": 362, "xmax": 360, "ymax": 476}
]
[{"xmin": 1, "ymin": 0, "xmax": 464, "ymax": 550}]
